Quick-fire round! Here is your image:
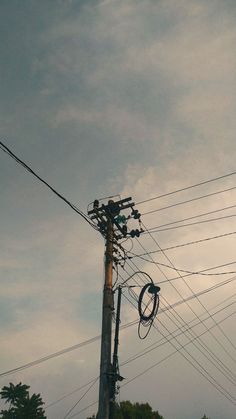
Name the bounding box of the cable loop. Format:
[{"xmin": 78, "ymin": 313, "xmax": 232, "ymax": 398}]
[{"xmin": 138, "ymin": 282, "xmax": 160, "ymax": 339}]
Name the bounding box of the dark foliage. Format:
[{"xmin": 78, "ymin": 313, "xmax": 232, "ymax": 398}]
[
  {"xmin": 0, "ymin": 382, "xmax": 46, "ymax": 419},
  {"xmin": 87, "ymin": 400, "xmax": 164, "ymax": 419}
]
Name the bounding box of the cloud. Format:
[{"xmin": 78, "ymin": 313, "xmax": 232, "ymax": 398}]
[{"xmin": 1, "ymin": 1, "xmax": 236, "ymax": 418}]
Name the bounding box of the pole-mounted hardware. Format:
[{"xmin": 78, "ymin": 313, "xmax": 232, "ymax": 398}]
[{"xmin": 88, "ymin": 197, "xmax": 143, "ymax": 240}]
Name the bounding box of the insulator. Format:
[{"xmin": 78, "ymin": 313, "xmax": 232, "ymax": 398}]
[
  {"xmin": 108, "ymin": 200, "xmax": 120, "ymax": 216},
  {"xmin": 122, "ymin": 225, "xmax": 127, "ymax": 236},
  {"xmin": 93, "ymin": 199, "xmax": 99, "ymax": 209}
]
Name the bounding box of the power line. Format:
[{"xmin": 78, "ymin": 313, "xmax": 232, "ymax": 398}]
[
  {"xmin": 139, "ymin": 220, "xmax": 236, "ymax": 360},
  {"xmin": 122, "ymin": 296, "xmax": 236, "ymax": 382},
  {"xmin": 142, "ymin": 213, "xmax": 236, "ymax": 233},
  {"xmin": 123, "ymin": 261, "xmax": 236, "ymax": 383},
  {"xmin": 45, "ymin": 378, "xmax": 98, "ymax": 410},
  {"xmin": 143, "ymin": 203, "xmax": 236, "ymax": 231},
  {"xmin": 131, "ymin": 257, "xmax": 236, "ymax": 277},
  {"xmin": 63, "ymin": 377, "xmax": 99, "ymax": 419},
  {"xmin": 45, "ymin": 294, "xmax": 236, "ymax": 412},
  {"xmin": 55, "ymin": 274, "xmax": 236, "ymax": 417},
  {"xmin": 119, "ymin": 270, "xmax": 236, "ymax": 402},
  {"xmin": 122, "ymin": 274, "xmax": 236, "ymax": 404},
  {"xmin": 142, "ymin": 186, "xmax": 236, "ymax": 216},
  {"xmin": 118, "ymin": 266, "xmax": 236, "ymax": 320},
  {"xmin": 0, "ymin": 140, "xmax": 97, "ymax": 230},
  {"xmin": 0, "ymin": 334, "xmax": 101, "ymax": 378},
  {"xmin": 128, "ymin": 231, "xmax": 236, "ymax": 257},
  {"xmin": 67, "ymin": 308, "xmax": 236, "ymax": 419},
  {"xmin": 136, "ymin": 170, "xmax": 236, "ymax": 205},
  {"xmin": 125, "ymin": 258, "xmax": 236, "ymax": 367},
  {"xmin": 124, "ymin": 248, "xmax": 236, "ymax": 381},
  {"xmin": 122, "ymin": 309, "xmax": 236, "ymax": 403},
  {"xmin": 0, "ymin": 320, "xmax": 139, "ymax": 379},
  {"xmin": 122, "ymin": 298, "xmax": 236, "ymax": 368},
  {"xmin": 67, "ymin": 400, "xmax": 98, "ymax": 419},
  {"xmin": 2, "ymin": 273, "xmax": 234, "ymax": 381},
  {"xmin": 158, "ymin": 263, "xmax": 236, "ymax": 285}
]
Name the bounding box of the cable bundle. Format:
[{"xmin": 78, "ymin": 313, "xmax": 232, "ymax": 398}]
[{"xmin": 138, "ymin": 282, "xmax": 160, "ymax": 339}]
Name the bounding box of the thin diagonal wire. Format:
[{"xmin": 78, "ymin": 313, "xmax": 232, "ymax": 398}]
[
  {"xmin": 142, "ymin": 186, "xmax": 236, "ymax": 216},
  {"xmin": 142, "ymin": 203, "xmax": 236, "ymax": 230},
  {"xmin": 67, "ymin": 308, "xmax": 236, "ymax": 418},
  {"xmin": 44, "ymin": 288, "xmax": 235, "ymax": 412},
  {"xmin": 128, "ymin": 255, "xmax": 236, "ymax": 277},
  {"xmin": 123, "ymin": 261, "xmax": 236, "ymax": 384},
  {"xmin": 129, "ymin": 231, "xmax": 236, "ymax": 257},
  {"xmin": 137, "ymin": 222, "xmax": 236, "ymax": 358},
  {"xmin": 121, "ymin": 299, "xmax": 236, "ymax": 367},
  {"xmin": 122, "ymin": 307, "xmax": 236, "ymax": 403},
  {"xmin": 136, "ymin": 171, "xmax": 236, "ymax": 205},
  {"xmin": 45, "ymin": 378, "xmax": 97, "ymax": 410},
  {"xmin": 0, "ymin": 141, "xmax": 97, "ymax": 230},
  {"xmin": 142, "ymin": 214, "xmax": 236, "ymax": 234},
  {"xmin": 122, "ymin": 282, "xmax": 236, "ymax": 403},
  {"xmin": 63, "ymin": 377, "xmax": 99, "ymax": 419}
]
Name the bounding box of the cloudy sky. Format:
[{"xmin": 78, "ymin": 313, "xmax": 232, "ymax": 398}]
[{"xmin": 1, "ymin": 0, "xmax": 236, "ymax": 418}]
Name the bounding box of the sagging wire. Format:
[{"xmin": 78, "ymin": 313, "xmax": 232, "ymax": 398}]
[
  {"xmin": 119, "ymin": 237, "xmax": 134, "ymax": 253},
  {"xmin": 117, "ymin": 270, "xmax": 161, "ymax": 339}
]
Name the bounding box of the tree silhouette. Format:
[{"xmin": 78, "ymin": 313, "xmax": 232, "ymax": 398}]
[
  {"xmin": 0, "ymin": 382, "xmax": 29, "ymax": 406},
  {"xmin": 87, "ymin": 400, "xmax": 164, "ymax": 419},
  {"xmin": 0, "ymin": 383, "xmax": 46, "ymax": 419}
]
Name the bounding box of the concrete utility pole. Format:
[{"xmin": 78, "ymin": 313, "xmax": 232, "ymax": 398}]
[
  {"xmin": 110, "ymin": 286, "xmax": 123, "ymax": 419},
  {"xmin": 98, "ymin": 217, "xmax": 114, "ymax": 419},
  {"xmin": 88, "ymin": 198, "xmax": 140, "ymax": 419}
]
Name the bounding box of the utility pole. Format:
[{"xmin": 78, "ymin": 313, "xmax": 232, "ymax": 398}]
[
  {"xmin": 110, "ymin": 286, "xmax": 123, "ymax": 419},
  {"xmin": 88, "ymin": 198, "xmax": 141, "ymax": 419},
  {"xmin": 98, "ymin": 216, "xmax": 113, "ymax": 419}
]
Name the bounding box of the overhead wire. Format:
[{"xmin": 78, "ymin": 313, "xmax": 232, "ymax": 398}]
[
  {"xmin": 122, "ymin": 261, "xmax": 236, "ymax": 385},
  {"xmin": 119, "ymin": 230, "xmax": 236, "ymax": 382},
  {"xmin": 141, "ymin": 186, "xmax": 236, "ymax": 216},
  {"xmin": 129, "ymin": 230, "xmax": 236, "ymax": 257},
  {"xmin": 0, "ymin": 140, "xmax": 98, "ymax": 230},
  {"xmin": 4, "ymin": 272, "xmax": 234, "ymax": 380},
  {"xmin": 122, "ymin": 289, "xmax": 236, "ymax": 384},
  {"xmin": 67, "ymin": 400, "xmax": 98, "ymax": 418},
  {"xmin": 143, "ymin": 203, "xmax": 236, "ymax": 231},
  {"xmin": 157, "ymin": 261, "xmax": 236, "ymax": 286},
  {"xmin": 121, "ymin": 299, "xmax": 236, "ymax": 368},
  {"xmin": 69, "ymin": 306, "xmax": 236, "ymax": 419},
  {"xmin": 121, "ymin": 267, "xmax": 236, "ymax": 403},
  {"xmin": 45, "ymin": 378, "xmax": 98, "ymax": 410},
  {"xmin": 63, "ymin": 377, "xmax": 99, "ymax": 419},
  {"xmin": 44, "ymin": 288, "xmax": 236, "ymax": 410},
  {"xmin": 137, "ymin": 220, "xmax": 236, "ymax": 358},
  {"xmin": 31, "ymin": 276, "xmax": 236, "ymax": 413},
  {"xmin": 0, "ymin": 335, "xmax": 102, "ymax": 378},
  {"xmin": 129, "ymin": 257, "xmax": 236, "ymax": 277},
  {"xmin": 142, "ymin": 213, "xmax": 236, "ymax": 234},
  {"xmin": 136, "ymin": 170, "xmax": 236, "ymax": 205},
  {"xmin": 123, "ymin": 247, "xmax": 236, "ymax": 376},
  {"xmin": 121, "ymin": 309, "xmax": 236, "ymax": 401},
  {"xmin": 125, "ymin": 272, "xmax": 234, "ymax": 402},
  {"xmin": 45, "ymin": 277, "xmax": 236, "ymax": 415},
  {"xmin": 140, "ymin": 229, "xmax": 236, "ymax": 361}
]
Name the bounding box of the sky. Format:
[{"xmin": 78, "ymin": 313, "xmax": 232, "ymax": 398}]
[{"xmin": 0, "ymin": 0, "xmax": 236, "ymax": 418}]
